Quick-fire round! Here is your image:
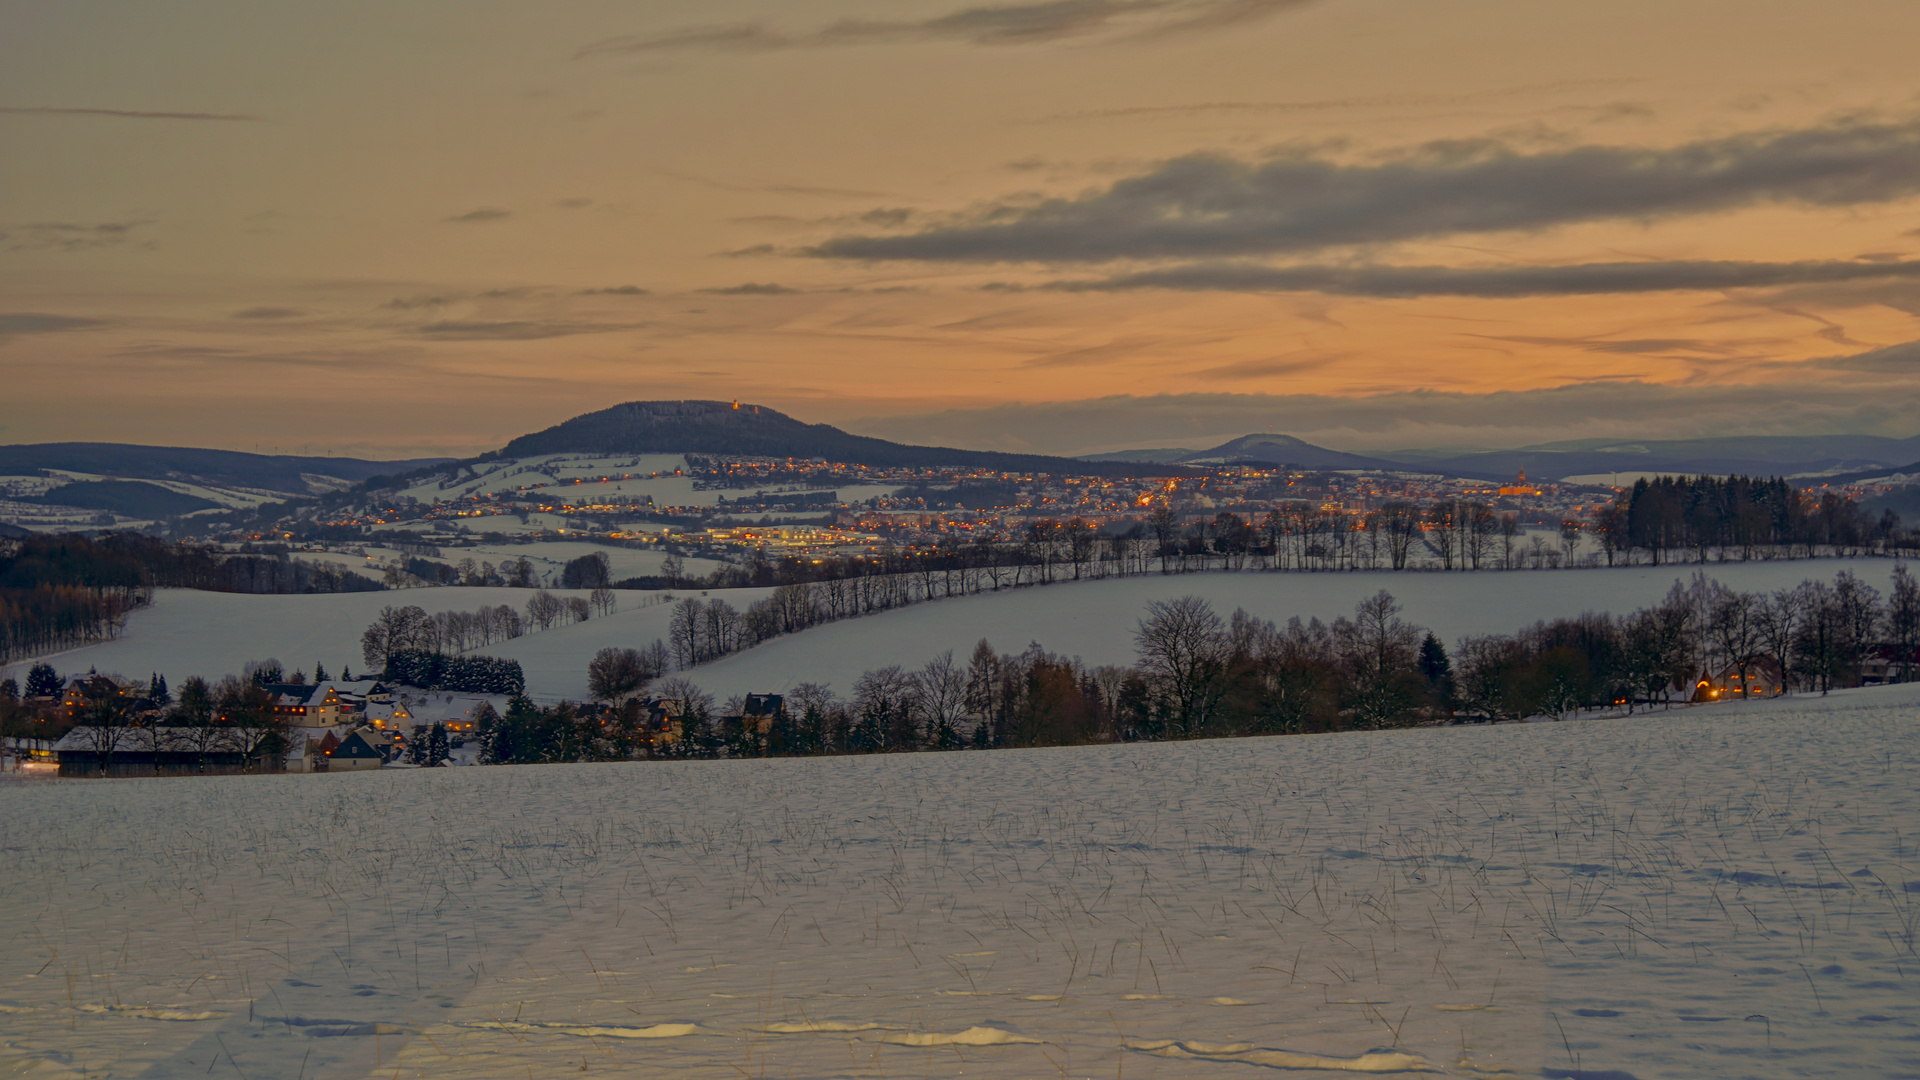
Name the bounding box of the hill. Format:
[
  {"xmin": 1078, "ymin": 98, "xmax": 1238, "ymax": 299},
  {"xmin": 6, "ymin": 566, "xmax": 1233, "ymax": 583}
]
[
  {"xmin": 0, "ymin": 443, "xmax": 451, "ymax": 497},
  {"xmin": 1178, "ymin": 433, "xmax": 1408, "ymax": 471},
  {"xmin": 1382, "ymin": 433, "xmax": 1920, "ymax": 483},
  {"xmin": 495, "ymin": 401, "xmax": 1196, "ymax": 477}
]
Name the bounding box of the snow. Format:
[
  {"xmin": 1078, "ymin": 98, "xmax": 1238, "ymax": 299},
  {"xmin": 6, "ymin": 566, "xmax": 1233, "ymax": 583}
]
[
  {"xmin": 0, "ymin": 585, "xmax": 761, "ymax": 695},
  {"xmin": 686, "ymin": 557, "xmax": 1906, "ymax": 697},
  {"xmin": 1, "ymin": 687, "xmax": 1915, "ymax": 1077},
  {"xmin": 6, "ymin": 559, "xmax": 1908, "ymax": 707}
]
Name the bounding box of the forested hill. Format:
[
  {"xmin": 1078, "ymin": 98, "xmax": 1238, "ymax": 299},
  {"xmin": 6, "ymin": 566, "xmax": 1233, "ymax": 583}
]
[
  {"xmin": 494, "ymin": 401, "xmax": 1198, "ymax": 477},
  {"xmin": 0, "ymin": 443, "xmax": 450, "ymax": 495}
]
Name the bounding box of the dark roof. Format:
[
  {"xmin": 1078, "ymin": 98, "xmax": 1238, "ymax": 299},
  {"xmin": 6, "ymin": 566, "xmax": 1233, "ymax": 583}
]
[{"xmin": 332, "ymin": 731, "xmax": 385, "ymax": 759}]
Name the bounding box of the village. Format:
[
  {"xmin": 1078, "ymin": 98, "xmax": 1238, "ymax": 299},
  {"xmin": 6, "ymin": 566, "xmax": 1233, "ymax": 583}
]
[{"xmin": 0, "ymin": 667, "xmax": 766, "ymax": 777}]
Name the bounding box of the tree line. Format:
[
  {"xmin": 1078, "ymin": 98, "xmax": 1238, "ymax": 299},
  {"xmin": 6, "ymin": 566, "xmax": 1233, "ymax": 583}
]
[{"xmin": 464, "ymin": 564, "xmax": 1916, "ymax": 766}]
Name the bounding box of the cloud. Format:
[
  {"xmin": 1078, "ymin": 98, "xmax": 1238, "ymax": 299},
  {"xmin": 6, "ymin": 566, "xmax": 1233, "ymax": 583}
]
[
  {"xmin": 576, "ymin": 0, "xmax": 1312, "ymax": 56},
  {"xmin": 577, "ymin": 285, "xmax": 650, "ymax": 295},
  {"xmin": 811, "ymin": 118, "xmax": 1920, "ymax": 263},
  {"xmin": 0, "ymin": 313, "xmax": 105, "ymax": 339},
  {"xmin": 0, "ymin": 106, "xmax": 263, "ymax": 121},
  {"xmin": 232, "ymin": 306, "xmax": 304, "ymax": 320},
  {"xmin": 846, "ymin": 374, "xmax": 1920, "ymax": 455},
  {"xmin": 413, "ymin": 320, "xmax": 637, "ymax": 340},
  {"xmin": 383, "ymin": 295, "xmax": 455, "ymax": 310},
  {"xmin": 444, "ymin": 208, "xmax": 512, "ymax": 224},
  {"xmin": 3, "ymin": 221, "xmax": 145, "ymax": 252},
  {"xmin": 700, "ymin": 282, "xmax": 799, "ymax": 295},
  {"xmin": 1048, "ymin": 257, "xmax": 1920, "ymax": 297},
  {"xmin": 555, "ymin": 197, "xmax": 593, "ymax": 209},
  {"xmin": 1814, "ymin": 340, "xmax": 1920, "ymax": 372}
]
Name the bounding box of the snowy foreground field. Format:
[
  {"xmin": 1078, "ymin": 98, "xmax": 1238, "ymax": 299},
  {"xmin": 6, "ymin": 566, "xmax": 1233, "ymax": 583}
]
[
  {"xmin": 2, "ymin": 689, "xmax": 1915, "ymax": 1078},
  {"xmin": 2, "ymin": 559, "xmax": 1903, "ymax": 704}
]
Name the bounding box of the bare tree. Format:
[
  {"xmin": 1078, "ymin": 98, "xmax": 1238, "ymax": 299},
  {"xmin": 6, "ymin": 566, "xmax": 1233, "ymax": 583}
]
[
  {"xmin": 1890, "ymin": 562, "xmax": 1920, "ymax": 683},
  {"xmin": 587, "ymin": 647, "xmax": 657, "ymax": 704},
  {"xmin": 1709, "ymin": 588, "xmax": 1764, "ymax": 697},
  {"xmin": 1134, "ymin": 596, "xmax": 1230, "ymax": 737},
  {"xmin": 914, "ymin": 651, "xmax": 969, "ymax": 749}
]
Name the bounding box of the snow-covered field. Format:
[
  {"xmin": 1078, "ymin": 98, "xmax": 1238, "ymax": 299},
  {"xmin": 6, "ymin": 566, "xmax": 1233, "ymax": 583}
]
[
  {"xmin": 4, "ymin": 560, "xmax": 1904, "ymax": 704},
  {"xmin": 1, "ymin": 687, "xmax": 1914, "ymax": 1078},
  {"xmin": 0, "ymin": 585, "xmax": 769, "ymax": 695},
  {"xmin": 686, "ymin": 558, "xmax": 1905, "ymax": 698}
]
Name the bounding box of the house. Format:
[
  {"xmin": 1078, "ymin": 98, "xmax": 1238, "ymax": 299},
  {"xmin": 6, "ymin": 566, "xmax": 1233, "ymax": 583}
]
[
  {"xmin": 50, "ymin": 726, "xmax": 271, "ymax": 777},
  {"xmin": 61, "ymin": 674, "xmax": 142, "ymax": 720},
  {"xmin": 1691, "ymin": 656, "xmax": 1785, "ymax": 702},
  {"xmin": 326, "ymin": 730, "xmax": 387, "ymax": 771},
  {"xmin": 264, "ymin": 681, "xmax": 366, "ymax": 729},
  {"xmin": 1861, "ymin": 643, "xmax": 1920, "ymax": 685},
  {"xmin": 741, "ymin": 693, "xmax": 785, "ymax": 736}
]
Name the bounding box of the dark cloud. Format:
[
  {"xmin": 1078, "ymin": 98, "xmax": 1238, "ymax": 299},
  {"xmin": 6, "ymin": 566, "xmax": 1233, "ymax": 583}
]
[
  {"xmin": 383, "ymin": 295, "xmax": 454, "ymax": 310},
  {"xmin": 848, "ymin": 375, "xmax": 1920, "ymax": 455},
  {"xmin": 414, "ymin": 320, "xmax": 637, "ymax": 340},
  {"xmin": 1047, "ymin": 257, "xmax": 1920, "ymax": 297},
  {"xmin": 444, "ymin": 208, "xmax": 512, "ymax": 224},
  {"xmin": 232, "ymin": 306, "xmax": 304, "ymax": 320},
  {"xmin": 700, "ymin": 282, "xmax": 799, "ymax": 295},
  {"xmin": 3, "ymin": 221, "xmax": 144, "ymax": 252},
  {"xmin": 555, "ymin": 198, "xmax": 593, "ymax": 209},
  {"xmin": 1814, "ymin": 340, "xmax": 1920, "ymax": 372},
  {"xmin": 576, "ymin": 0, "xmax": 1311, "ymax": 56},
  {"xmin": 0, "ymin": 313, "xmax": 105, "ymax": 339},
  {"xmin": 812, "ymin": 118, "xmax": 1920, "ymax": 263},
  {"xmin": 577, "ymin": 285, "xmax": 650, "ymax": 295},
  {"xmin": 723, "ymin": 244, "xmax": 777, "ymax": 257},
  {"xmin": 0, "ymin": 106, "xmax": 263, "ymax": 121}
]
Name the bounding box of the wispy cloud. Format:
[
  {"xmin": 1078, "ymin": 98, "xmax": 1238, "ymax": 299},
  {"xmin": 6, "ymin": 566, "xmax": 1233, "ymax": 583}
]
[
  {"xmin": 444, "ymin": 208, "xmax": 512, "ymax": 224},
  {"xmin": 812, "ymin": 117, "xmax": 1920, "ymax": 263},
  {"xmin": 849, "ymin": 371, "xmax": 1920, "ymax": 454},
  {"xmin": 0, "ymin": 106, "xmax": 264, "ymax": 121},
  {"xmin": 2, "ymin": 221, "xmax": 146, "ymax": 252},
  {"xmin": 1044, "ymin": 257, "xmax": 1920, "ymax": 297},
  {"xmin": 413, "ymin": 319, "xmax": 638, "ymax": 340},
  {"xmin": 0, "ymin": 313, "xmax": 105, "ymax": 340},
  {"xmin": 700, "ymin": 282, "xmax": 799, "ymax": 295},
  {"xmin": 232, "ymin": 306, "xmax": 304, "ymax": 320},
  {"xmin": 576, "ymin": 0, "xmax": 1313, "ymax": 56},
  {"xmin": 577, "ymin": 285, "xmax": 650, "ymax": 295}
]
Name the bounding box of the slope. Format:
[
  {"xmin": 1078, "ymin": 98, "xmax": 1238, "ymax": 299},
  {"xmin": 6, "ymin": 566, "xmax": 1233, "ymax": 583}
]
[{"xmin": 494, "ymin": 400, "xmax": 1198, "ymax": 477}]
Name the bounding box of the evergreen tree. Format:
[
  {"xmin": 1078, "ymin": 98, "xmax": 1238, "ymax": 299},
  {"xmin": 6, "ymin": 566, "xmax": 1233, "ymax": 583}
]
[
  {"xmin": 1418, "ymin": 632, "xmax": 1453, "ymax": 708},
  {"xmin": 427, "ymin": 722, "xmax": 449, "ymax": 766},
  {"xmin": 25, "ymin": 663, "xmax": 60, "ymax": 699},
  {"xmin": 0, "ymin": 677, "xmax": 17, "ymax": 703},
  {"xmin": 314, "ymin": 662, "xmax": 330, "ymax": 683},
  {"xmin": 148, "ymin": 672, "xmax": 172, "ymax": 706}
]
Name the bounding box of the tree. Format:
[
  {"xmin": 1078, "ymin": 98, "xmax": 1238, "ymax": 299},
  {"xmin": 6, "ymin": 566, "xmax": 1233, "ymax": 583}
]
[
  {"xmin": 1336, "ymin": 591, "xmax": 1425, "ymax": 727},
  {"xmin": 25, "ymin": 662, "xmax": 60, "ymax": 699},
  {"xmin": 561, "ymin": 551, "xmax": 612, "ymax": 590},
  {"xmin": 1417, "ymin": 632, "xmax": 1453, "ymax": 709},
  {"xmin": 1133, "ymin": 596, "xmax": 1229, "ymax": 737},
  {"xmin": 506, "ymin": 557, "xmax": 537, "ymax": 588},
  {"xmin": 314, "ymin": 662, "xmax": 329, "ymax": 683},
  {"xmin": 1890, "ymin": 563, "xmax": 1920, "ymax": 683},
  {"xmin": 1709, "ymin": 588, "xmax": 1764, "ymax": 697},
  {"xmin": 74, "ymin": 690, "xmax": 138, "ymax": 776},
  {"xmin": 216, "ymin": 676, "xmax": 287, "ymax": 770},
  {"xmin": 361, "ymin": 605, "xmax": 435, "ymax": 671},
  {"xmin": 148, "ymin": 672, "xmax": 171, "ymax": 706},
  {"xmin": 587, "ymin": 646, "xmax": 657, "ymax": 704},
  {"xmin": 168, "ymin": 675, "xmax": 226, "ymax": 773},
  {"xmin": 914, "ymin": 651, "xmax": 969, "ymax": 749},
  {"xmin": 660, "ymin": 553, "xmax": 685, "ymax": 587}
]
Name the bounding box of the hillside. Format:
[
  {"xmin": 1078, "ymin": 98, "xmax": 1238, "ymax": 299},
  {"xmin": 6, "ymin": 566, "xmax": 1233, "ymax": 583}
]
[
  {"xmin": 0, "ymin": 443, "xmax": 450, "ymax": 497},
  {"xmin": 1179, "ymin": 433, "xmax": 1408, "ymax": 471},
  {"xmin": 495, "ymin": 400, "xmax": 1196, "ymax": 477}
]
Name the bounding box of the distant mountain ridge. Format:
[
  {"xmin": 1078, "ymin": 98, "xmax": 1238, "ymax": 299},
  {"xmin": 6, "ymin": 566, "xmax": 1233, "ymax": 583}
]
[
  {"xmin": 496, "ymin": 400, "xmax": 1196, "ymax": 477},
  {"xmin": 0, "ymin": 443, "xmax": 449, "ymax": 496},
  {"xmin": 1083, "ymin": 431, "xmax": 1920, "ymax": 484}
]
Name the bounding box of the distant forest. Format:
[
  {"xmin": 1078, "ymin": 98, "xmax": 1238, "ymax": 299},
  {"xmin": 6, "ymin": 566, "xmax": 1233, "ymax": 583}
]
[{"xmin": 0, "ymin": 534, "xmax": 381, "ymax": 663}]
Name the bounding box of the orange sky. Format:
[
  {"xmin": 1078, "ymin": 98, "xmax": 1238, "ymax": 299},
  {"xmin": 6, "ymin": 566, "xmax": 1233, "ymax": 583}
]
[{"xmin": 5, "ymin": 0, "xmax": 1920, "ymax": 458}]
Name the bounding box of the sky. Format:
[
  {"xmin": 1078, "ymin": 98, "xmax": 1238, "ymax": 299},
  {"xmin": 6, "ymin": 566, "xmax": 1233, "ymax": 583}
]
[{"xmin": 4, "ymin": 0, "xmax": 1920, "ymax": 460}]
